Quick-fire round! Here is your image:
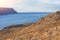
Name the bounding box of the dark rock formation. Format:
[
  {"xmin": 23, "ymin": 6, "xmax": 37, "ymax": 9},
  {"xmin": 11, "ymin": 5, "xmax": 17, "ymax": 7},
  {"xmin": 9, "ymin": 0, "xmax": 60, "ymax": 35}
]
[
  {"xmin": 3, "ymin": 23, "xmax": 33, "ymax": 30},
  {"xmin": 0, "ymin": 7, "xmax": 17, "ymax": 15},
  {"xmin": 55, "ymin": 11, "xmax": 60, "ymax": 15}
]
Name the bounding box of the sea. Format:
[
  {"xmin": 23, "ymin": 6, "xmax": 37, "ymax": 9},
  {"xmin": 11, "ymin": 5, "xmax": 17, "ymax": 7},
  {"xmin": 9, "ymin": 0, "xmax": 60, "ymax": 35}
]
[{"xmin": 0, "ymin": 12, "xmax": 51, "ymax": 29}]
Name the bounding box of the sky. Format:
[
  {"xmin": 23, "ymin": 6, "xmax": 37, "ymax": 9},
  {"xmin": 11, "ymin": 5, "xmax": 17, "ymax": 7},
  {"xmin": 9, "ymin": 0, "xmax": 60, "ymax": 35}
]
[{"xmin": 0, "ymin": 0, "xmax": 60, "ymax": 12}]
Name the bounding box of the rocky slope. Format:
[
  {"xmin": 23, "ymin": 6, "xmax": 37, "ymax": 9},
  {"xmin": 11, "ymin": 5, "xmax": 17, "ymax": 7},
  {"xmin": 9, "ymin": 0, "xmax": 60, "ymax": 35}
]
[{"xmin": 0, "ymin": 11, "xmax": 60, "ymax": 40}]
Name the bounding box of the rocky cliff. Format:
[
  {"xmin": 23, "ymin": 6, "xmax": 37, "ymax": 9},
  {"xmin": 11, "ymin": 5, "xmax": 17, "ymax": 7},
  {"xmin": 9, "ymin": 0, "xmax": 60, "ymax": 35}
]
[
  {"xmin": 0, "ymin": 11, "xmax": 60, "ymax": 40},
  {"xmin": 0, "ymin": 8, "xmax": 17, "ymax": 15}
]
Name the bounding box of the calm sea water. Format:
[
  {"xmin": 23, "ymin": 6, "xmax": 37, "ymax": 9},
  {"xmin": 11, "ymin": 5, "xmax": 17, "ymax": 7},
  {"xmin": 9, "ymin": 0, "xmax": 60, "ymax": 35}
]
[{"xmin": 0, "ymin": 12, "xmax": 51, "ymax": 29}]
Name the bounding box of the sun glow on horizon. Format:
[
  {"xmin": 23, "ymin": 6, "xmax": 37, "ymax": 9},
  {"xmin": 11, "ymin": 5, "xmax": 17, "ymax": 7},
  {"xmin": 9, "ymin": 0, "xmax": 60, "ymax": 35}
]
[
  {"xmin": 0, "ymin": 0, "xmax": 8, "ymax": 7},
  {"xmin": 0, "ymin": 0, "xmax": 13, "ymax": 7}
]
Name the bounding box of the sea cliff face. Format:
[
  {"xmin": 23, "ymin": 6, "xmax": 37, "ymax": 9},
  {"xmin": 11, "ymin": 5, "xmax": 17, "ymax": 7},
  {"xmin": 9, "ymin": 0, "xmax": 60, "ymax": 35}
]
[
  {"xmin": 0, "ymin": 11, "xmax": 60, "ymax": 40},
  {"xmin": 0, "ymin": 8, "xmax": 17, "ymax": 15}
]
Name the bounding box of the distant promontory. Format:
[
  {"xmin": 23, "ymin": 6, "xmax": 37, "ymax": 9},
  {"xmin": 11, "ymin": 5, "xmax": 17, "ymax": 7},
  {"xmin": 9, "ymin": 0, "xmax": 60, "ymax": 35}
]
[{"xmin": 0, "ymin": 7, "xmax": 17, "ymax": 15}]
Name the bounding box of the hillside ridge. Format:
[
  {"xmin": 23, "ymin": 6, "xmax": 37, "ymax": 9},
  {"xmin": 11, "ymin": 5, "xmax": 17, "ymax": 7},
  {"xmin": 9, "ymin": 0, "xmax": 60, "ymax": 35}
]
[{"xmin": 0, "ymin": 7, "xmax": 17, "ymax": 15}]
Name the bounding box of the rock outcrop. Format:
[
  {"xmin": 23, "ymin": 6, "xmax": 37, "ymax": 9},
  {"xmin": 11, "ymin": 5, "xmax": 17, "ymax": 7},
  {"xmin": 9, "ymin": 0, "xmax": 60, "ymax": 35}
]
[
  {"xmin": 0, "ymin": 11, "xmax": 60, "ymax": 40},
  {"xmin": 0, "ymin": 7, "xmax": 17, "ymax": 15}
]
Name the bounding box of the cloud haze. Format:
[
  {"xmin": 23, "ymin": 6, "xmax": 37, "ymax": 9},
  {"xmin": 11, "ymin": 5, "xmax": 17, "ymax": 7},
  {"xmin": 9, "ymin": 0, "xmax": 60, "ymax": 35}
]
[{"xmin": 0, "ymin": 0, "xmax": 60, "ymax": 12}]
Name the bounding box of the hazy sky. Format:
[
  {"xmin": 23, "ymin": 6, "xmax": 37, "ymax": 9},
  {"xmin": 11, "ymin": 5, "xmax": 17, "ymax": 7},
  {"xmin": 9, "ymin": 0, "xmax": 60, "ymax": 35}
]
[{"xmin": 0, "ymin": 0, "xmax": 60, "ymax": 12}]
